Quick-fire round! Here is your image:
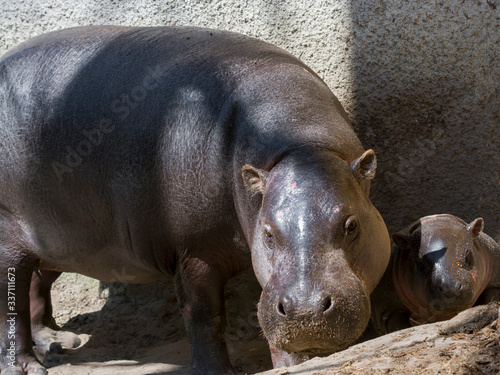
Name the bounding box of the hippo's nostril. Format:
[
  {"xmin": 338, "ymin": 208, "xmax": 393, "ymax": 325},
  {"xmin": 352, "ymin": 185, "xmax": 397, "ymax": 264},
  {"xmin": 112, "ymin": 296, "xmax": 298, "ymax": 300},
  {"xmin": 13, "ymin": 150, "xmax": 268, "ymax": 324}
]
[
  {"xmin": 322, "ymin": 296, "xmax": 333, "ymax": 314},
  {"xmin": 436, "ymin": 282, "xmax": 445, "ymax": 293},
  {"xmin": 277, "ymin": 301, "xmax": 286, "ymax": 317}
]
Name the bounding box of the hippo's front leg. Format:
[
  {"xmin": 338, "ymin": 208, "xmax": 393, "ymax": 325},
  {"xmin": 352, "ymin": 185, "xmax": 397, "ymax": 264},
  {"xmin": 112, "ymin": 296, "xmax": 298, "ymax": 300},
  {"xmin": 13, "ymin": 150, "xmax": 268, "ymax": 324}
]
[
  {"xmin": 174, "ymin": 256, "xmax": 233, "ymax": 375},
  {"xmin": 30, "ymin": 270, "xmax": 81, "ymax": 354}
]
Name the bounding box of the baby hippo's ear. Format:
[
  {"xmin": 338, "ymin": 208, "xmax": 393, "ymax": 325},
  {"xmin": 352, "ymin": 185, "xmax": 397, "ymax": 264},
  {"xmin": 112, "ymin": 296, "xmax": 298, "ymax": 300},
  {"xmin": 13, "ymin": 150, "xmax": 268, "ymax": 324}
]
[
  {"xmin": 392, "ymin": 232, "xmax": 412, "ymax": 250},
  {"xmin": 351, "ymin": 149, "xmax": 377, "ymax": 181},
  {"xmin": 467, "ymin": 217, "xmax": 484, "ymax": 238},
  {"xmin": 242, "ymin": 165, "xmax": 268, "ymax": 195}
]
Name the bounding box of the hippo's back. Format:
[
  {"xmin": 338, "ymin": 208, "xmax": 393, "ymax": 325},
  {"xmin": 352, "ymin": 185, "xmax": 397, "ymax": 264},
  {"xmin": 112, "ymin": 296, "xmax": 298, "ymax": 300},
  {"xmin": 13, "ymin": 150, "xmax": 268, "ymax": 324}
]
[
  {"xmin": 0, "ymin": 27, "xmax": 253, "ymax": 274},
  {"xmin": 0, "ymin": 26, "xmax": 364, "ymax": 277},
  {"xmin": 0, "ymin": 26, "xmax": 278, "ymax": 193}
]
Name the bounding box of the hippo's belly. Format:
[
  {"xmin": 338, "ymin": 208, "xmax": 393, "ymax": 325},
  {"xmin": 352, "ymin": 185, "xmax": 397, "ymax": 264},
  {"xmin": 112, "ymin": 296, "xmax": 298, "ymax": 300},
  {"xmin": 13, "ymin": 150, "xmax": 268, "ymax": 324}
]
[
  {"xmin": 38, "ymin": 245, "xmax": 165, "ymax": 284},
  {"xmin": 19, "ymin": 193, "xmax": 173, "ymax": 283}
]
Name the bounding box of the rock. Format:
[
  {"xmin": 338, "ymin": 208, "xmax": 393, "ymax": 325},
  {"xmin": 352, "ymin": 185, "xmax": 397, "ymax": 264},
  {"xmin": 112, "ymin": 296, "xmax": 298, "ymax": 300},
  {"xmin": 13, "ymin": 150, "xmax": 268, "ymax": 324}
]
[{"xmin": 256, "ymin": 302, "xmax": 500, "ymax": 375}]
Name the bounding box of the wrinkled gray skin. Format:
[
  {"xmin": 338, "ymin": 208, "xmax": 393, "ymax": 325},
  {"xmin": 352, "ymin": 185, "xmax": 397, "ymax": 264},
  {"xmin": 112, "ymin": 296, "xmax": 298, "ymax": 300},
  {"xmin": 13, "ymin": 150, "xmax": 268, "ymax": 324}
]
[
  {"xmin": 0, "ymin": 26, "xmax": 391, "ymax": 375},
  {"xmin": 371, "ymin": 214, "xmax": 500, "ymax": 334}
]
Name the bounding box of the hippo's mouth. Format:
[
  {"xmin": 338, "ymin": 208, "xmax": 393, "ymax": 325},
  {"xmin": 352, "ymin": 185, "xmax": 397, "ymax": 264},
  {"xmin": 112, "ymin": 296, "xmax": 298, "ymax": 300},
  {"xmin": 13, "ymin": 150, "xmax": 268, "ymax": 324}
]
[{"xmin": 265, "ymin": 324, "xmax": 358, "ymax": 355}]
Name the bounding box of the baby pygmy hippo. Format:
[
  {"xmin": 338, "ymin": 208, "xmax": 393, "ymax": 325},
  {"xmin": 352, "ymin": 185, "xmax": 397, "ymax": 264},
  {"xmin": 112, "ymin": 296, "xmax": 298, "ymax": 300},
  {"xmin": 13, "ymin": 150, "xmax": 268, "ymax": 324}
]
[{"xmin": 371, "ymin": 214, "xmax": 500, "ymax": 334}]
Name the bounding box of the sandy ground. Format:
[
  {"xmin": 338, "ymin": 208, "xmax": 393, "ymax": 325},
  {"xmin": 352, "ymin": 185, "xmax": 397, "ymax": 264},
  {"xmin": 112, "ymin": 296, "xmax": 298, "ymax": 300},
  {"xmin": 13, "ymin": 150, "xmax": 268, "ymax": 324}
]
[
  {"xmin": 40, "ymin": 273, "xmax": 500, "ymax": 375},
  {"xmin": 43, "ymin": 271, "xmax": 272, "ymax": 374}
]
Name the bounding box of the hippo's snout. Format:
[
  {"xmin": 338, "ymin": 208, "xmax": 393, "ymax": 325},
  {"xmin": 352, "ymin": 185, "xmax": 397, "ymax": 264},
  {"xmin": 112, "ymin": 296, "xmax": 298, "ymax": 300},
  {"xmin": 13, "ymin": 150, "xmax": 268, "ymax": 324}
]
[
  {"xmin": 258, "ymin": 279, "xmax": 370, "ymax": 355},
  {"xmin": 275, "ymin": 293, "xmax": 334, "ymax": 319}
]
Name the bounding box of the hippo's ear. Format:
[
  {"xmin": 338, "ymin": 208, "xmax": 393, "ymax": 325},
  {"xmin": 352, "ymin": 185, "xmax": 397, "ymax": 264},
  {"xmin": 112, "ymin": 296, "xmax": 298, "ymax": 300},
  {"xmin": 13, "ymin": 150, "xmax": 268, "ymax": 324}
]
[
  {"xmin": 467, "ymin": 218, "xmax": 484, "ymax": 238},
  {"xmin": 392, "ymin": 232, "xmax": 412, "ymax": 250},
  {"xmin": 242, "ymin": 165, "xmax": 268, "ymax": 195},
  {"xmin": 351, "ymin": 149, "xmax": 377, "ymax": 181}
]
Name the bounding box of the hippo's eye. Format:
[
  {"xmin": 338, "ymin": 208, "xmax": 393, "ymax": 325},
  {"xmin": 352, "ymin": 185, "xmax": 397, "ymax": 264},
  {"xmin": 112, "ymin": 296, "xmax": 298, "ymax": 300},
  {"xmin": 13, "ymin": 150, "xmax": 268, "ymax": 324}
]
[
  {"xmin": 263, "ymin": 224, "xmax": 274, "ymax": 240},
  {"xmin": 464, "ymin": 248, "xmax": 473, "ymax": 269},
  {"xmin": 344, "ymin": 216, "xmax": 358, "ymax": 237}
]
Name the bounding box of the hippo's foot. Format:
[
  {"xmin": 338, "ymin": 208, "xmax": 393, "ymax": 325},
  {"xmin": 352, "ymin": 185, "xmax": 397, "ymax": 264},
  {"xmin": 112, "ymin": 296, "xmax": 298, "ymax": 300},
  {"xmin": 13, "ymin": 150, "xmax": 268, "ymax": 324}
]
[
  {"xmin": 32, "ymin": 325, "xmax": 81, "ymax": 354},
  {"xmin": 1, "ymin": 352, "xmax": 47, "ymax": 375}
]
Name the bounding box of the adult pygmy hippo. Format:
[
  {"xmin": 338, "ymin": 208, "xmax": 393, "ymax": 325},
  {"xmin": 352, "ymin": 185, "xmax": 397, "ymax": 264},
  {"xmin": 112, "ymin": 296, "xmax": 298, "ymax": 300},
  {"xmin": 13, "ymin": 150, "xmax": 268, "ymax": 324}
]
[
  {"xmin": 371, "ymin": 214, "xmax": 500, "ymax": 334},
  {"xmin": 0, "ymin": 26, "xmax": 391, "ymax": 374}
]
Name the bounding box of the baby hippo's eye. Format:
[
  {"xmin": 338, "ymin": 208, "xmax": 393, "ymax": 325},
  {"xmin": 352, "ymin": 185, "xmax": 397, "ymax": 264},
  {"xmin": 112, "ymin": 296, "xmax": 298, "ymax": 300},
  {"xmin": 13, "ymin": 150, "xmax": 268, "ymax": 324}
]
[
  {"xmin": 344, "ymin": 216, "xmax": 358, "ymax": 236},
  {"xmin": 464, "ymin": 248, "xmax": 474, "ymax": 269}
]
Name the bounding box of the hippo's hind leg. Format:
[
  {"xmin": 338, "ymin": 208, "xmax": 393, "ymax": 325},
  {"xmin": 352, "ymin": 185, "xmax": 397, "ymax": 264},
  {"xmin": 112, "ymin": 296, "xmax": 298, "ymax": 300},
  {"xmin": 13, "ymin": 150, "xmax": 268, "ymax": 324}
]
[
  {"xmin": 0, "ymin": 218, "xmax": 47, "ymax": 374},
  {"xmin": 30, "ymin": 270, "xmax": 81, "ymax": 354},
  {"xmin": 174, "ymin": 256, "xmax": 234, "ymax": 375}
]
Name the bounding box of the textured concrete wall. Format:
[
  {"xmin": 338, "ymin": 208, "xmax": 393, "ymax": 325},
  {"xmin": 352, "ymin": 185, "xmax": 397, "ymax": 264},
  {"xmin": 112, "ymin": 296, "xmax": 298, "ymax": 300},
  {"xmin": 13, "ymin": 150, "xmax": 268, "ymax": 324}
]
[
  {"xmin": 1, "ymin": 0, "xmax": 499, "ymax": 240},
  {"xmin": 348, "ymin": 1, "xmax": 500, "ymax": 242}
]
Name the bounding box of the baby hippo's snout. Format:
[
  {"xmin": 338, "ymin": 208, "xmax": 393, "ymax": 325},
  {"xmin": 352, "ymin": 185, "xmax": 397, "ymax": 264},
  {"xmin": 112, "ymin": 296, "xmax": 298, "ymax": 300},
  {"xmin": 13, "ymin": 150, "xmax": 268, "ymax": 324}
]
[{"xmin": 426, "ymin": 273, "xmax": 475, "ymax": 316}]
